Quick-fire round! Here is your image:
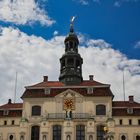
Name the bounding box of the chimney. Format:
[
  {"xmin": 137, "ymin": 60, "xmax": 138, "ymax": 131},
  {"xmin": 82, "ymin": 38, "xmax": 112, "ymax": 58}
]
[
  {"xmin": 43, "ymin": 76, "xmax": 48, "ymax": 82},
  {"xmin": 129, "ymin": 96, "xmax": 134, "ymax": 103},
  {"xmin": 89, "ymin": 75, "xmax": 94, "ymax": 81},
  {"xmin": 8, "ymin": 99, "xmax": 12, "ymax": 104}
]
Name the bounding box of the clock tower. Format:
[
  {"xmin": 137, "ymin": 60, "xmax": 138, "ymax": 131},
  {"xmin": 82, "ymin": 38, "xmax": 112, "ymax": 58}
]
[{"xmin": 59, "ymin": 18, "xmax": 83, "ymax": 85}]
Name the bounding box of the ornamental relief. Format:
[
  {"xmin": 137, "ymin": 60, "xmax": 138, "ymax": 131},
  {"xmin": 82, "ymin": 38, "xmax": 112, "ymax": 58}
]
[{"xmin": 63, "ymin": 98, "xmax": 75, "ymax": 110}]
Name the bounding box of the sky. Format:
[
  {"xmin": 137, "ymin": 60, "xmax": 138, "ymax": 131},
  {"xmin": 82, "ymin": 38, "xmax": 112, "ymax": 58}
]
[{"xmin": 0, "ymin": 0, "xmax": 140, "ymax": 105}]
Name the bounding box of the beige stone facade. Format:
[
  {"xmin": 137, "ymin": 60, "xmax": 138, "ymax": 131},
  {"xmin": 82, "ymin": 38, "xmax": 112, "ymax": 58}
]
[
  {"xmin": 0, "ymin": 22, "xmax": 140, "ymax": 140},
  {"xmin": 0, "ymin": 87, "xmax": 140, "ymax": 140}
]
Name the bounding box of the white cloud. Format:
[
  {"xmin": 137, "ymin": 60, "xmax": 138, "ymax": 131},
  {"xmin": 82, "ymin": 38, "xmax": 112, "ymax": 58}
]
[
  {"xmin": 135, "ymin": 41, "xmax": 140, "ymax": 48},
  {"xmin": 74, "ymin": 0, "xmax": 100, "ymax": 5},
  {"xmin": 0, "ymin": 0, "xmax": 55, "ymax": 25},
  {"xmin": 114, "ymin": 0, "xmax": 139, "ymax": 7},
  {"xmin": 0, "ymin": 27, "xmax": 140, "ymax": 105},
  {"xmin": 76, "ymin": 0, "xmax": 89, "ymax": 5},
  {"xmin": 53, "ymin": 31, "xmax": 59, "ymax": 36}
]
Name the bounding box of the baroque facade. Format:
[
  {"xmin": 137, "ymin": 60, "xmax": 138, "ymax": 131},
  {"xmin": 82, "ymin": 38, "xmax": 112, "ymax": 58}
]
[{"xmin": 0, "ymin": 21, "xmax": 140, "ymax": 140}]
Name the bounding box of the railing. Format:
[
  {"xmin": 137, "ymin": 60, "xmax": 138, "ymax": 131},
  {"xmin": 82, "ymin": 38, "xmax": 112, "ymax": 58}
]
[
  {"xmin": 47, "ymin": 113, "xmax": 90, "ymax": 119},
  {"xmin": 48, "ymin": 113, "xmax": 66, "ymax": 119}
]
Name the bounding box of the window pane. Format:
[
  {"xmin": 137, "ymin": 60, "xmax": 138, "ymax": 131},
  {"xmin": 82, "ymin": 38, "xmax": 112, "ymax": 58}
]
[
  {"xmin": 31, "ymin": 126, "xmax": 40, "ymax": 140},
  {"xmin": 53, "ymin": 125, "xmax": 61, "ymax": 140},
  {"xmin": 32, "ymin": 106, "xmax": 41, "ymax": 116},
  {"xmin": 96, "ymin": 105, "xmax": 106, "ymax": 115},
  {"xmin": 76, "ymin": 125, "xmax": 85, "ymax": 140}
]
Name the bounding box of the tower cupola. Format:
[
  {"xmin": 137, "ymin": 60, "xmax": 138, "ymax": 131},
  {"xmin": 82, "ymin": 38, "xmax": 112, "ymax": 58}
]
[{"xmin": 59, "ymin": 17, "xmax": 83, "ymax": 85}]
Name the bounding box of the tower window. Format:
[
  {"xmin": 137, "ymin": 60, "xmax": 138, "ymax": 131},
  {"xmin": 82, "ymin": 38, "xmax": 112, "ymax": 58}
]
[
  {"xmin": 69, "ymin": 41, "xmax": 73, "ymax": 47},
  {"xmin": 76, "ymin": 60, "xmax": 80, "ymax": 68},
  {"xmin": 62, "ymin": 60, "xmax": 65, "ymax": 68},
  {"xmin": 67, "ymin": 58, "xmax": 74, "ymax": 65}
]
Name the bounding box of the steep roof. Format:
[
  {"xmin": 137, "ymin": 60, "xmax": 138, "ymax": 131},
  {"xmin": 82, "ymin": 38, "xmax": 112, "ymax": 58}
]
[{"xmin": 21, "ymin": 80, "xmax": 113, "ymax": 98}]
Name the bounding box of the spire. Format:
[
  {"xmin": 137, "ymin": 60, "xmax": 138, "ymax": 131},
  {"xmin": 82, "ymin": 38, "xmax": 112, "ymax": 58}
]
[{"xmin": 59, "ymin": 17, "xmax": 83, "ymax": 85}]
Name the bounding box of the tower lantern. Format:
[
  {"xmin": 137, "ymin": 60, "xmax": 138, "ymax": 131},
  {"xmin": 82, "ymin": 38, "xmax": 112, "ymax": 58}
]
[{"xmin": 59, "ymin": 17, "xmax": 83, "ymax": 85}]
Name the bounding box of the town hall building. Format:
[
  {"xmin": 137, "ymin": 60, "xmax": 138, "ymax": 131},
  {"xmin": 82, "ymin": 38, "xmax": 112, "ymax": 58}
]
[{"xmin": 0, "ymin": 20, "xmax": 140, "ymax": 140}]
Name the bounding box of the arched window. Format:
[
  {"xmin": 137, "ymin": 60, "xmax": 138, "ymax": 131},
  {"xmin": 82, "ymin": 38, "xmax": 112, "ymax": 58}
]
[
  {"xmin": 53, "ymin": 125, "xmax": 61, "ymax": 140},
  {"xmin": 89, "ymin": 135, "xmax": 93, "ymax": 140},
  {"xmin": 32, "ymin": 106, "xmax": 41, "ymax": 116},
  {"xmin": 67, "ymin": 135, "xmax": 71, "ymax": 140},
  {"xmin": 96, "ymin": 104, "xmax": 106, "ymax": 115},
  {"xmin": 76, "ymin": 125, "xmax": 85, "ymax": 140},
  {"xmin": 136, "ymin": 135, "xmax": 140, "ymax": 140},
  {"xmin": 121, "ymin": 135, "xmax": 126, "ymax": 140},
  {"xmin": 97, "ymin": 125, "xmax": 105, "ymax": 140},
  {"xmin": 31, "ymin": 126, "xmax": 40, "ymax": 140},
  {"xmin": 9, "ymin": 135, "xmax": 13, "ymax": 140},
  {"xmin": 67, "ymin": 58, "xmax": 74, "ymax": 66}
]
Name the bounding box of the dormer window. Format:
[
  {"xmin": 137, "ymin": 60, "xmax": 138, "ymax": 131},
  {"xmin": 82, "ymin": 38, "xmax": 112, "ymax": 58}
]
[
  {"xmin": 44, "ymin": 88, "xmax": 50, "ymax": 95},
  {"xmin": 127, "ymin": 108, "xmax": 133, "ymax": 114},
  {"xmin": 87, "ymin": 87, "xmax": 94, "ymax": 94},
  {"xmin": 3, "ymin": 110, "xmax": 9, "ymax": 116}
]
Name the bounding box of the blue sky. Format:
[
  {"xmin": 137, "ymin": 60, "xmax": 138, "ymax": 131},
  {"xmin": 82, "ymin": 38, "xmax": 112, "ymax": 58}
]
[
  {"xmin": 0, "ymin": 0, "xmax": 140, "ymax": 104},
  {"xmin": 1, "ymin": 0, "xmax": 140, "ymax": 58}
]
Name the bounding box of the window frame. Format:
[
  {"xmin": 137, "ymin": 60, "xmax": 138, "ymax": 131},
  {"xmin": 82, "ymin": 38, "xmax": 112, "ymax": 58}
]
[
  {"xmin": 96, "ymin": 104, "xmax": 106, "ymax": 115},
  {"xmin": 53, "ymin": 125, "xmax": 62, "ymax": 140},
  {"xmin": 32, "ymin": 105, "xmax": 41, "ymax": 116},
  {"xmin": 76, "ymin": 125, "xmax": 85, "ymax": 140}
]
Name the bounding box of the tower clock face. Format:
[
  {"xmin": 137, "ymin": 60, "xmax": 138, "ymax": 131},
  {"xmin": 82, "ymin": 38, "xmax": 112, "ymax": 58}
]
[{"xmin": 64, "ymin": 98, "xmax": 75, "ymax": 110}]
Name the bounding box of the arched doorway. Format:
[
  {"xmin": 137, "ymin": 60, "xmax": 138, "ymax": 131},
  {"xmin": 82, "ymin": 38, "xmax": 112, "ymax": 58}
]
[
  {"xmin": 97, "ymin": 125, "xmax": 105, "ymax": 140},
  {"xmin": 31, "ymin": 126, "xmax": 40, "ymax": 140}
]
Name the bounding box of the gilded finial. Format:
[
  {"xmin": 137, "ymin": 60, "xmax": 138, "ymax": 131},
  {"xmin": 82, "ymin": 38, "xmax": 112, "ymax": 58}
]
[{"xmin": 70, "ymin": 16, "xmax": 76, "ymax": 33}]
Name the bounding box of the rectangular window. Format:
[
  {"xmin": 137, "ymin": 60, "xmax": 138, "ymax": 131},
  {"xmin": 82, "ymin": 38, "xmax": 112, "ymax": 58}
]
[
  {"xmin": 129, "ymin": 119, "xmax": 132, "ymax": 125},
  {"xmin": 11, "ymin": 120, "xmax": 15, "ymax": 125},
  {"xmin": 138, "ymin": 119, "xmax": 140, "ymax": 125},
  {"xmin": 4, "ymin": 120, "xmax": 7, "ymax": 125},
  {"xmin": 119, "ymin": 119, "xmax": 122, "ymax": 125}
]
